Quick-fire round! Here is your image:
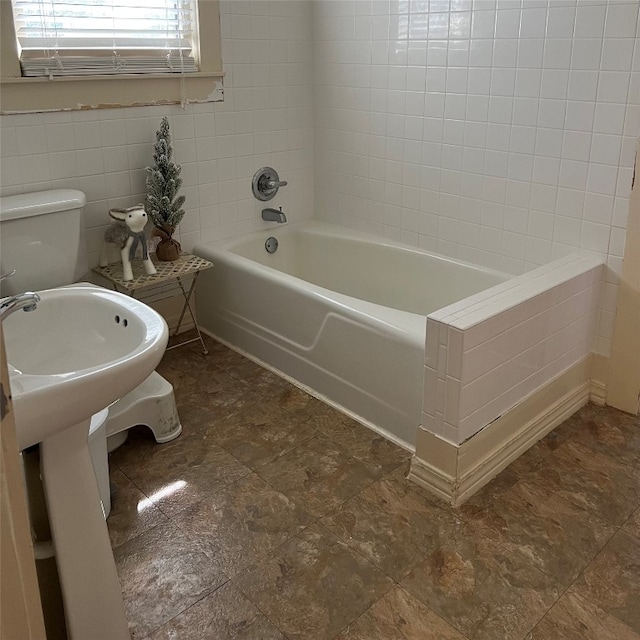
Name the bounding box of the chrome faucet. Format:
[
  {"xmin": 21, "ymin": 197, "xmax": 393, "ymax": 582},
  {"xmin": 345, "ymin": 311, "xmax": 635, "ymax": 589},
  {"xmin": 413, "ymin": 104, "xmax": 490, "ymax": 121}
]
[
  {"xmin": 0, "ymin": 270, "xmax": 16, "ymax": 282},
  {"xmin": 0, "ymin": 292, "xmax": 41, "ymax": 318},
  {"xmin": 262, "ymin": 207, "xmax": 287, "ymax": 223}
]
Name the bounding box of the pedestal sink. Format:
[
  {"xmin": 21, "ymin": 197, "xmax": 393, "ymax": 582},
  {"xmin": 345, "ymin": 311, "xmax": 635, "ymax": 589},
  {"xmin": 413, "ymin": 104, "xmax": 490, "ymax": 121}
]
[{"xmin": 3, "ymin": 284, "xmax": 168, "ymax": 640}]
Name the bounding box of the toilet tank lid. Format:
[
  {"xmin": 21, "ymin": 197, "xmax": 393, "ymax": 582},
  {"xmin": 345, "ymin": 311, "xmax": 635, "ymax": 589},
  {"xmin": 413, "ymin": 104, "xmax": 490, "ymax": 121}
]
[{"xmin": 0, "ymin": 189, "xmax": 86, "ymax": 222}]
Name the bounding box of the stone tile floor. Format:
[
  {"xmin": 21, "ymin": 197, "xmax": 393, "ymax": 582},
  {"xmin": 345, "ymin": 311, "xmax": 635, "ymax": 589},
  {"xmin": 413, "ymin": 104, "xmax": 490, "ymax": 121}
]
[{"xmin": 108, "ymin": 335, "xmax": 640, "ymax": 640}]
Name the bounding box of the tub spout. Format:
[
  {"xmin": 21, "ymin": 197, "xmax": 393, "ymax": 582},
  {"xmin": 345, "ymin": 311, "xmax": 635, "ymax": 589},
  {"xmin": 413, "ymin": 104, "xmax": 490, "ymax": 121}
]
[{"xmin": 262, "ymin": 207, "xmax": 287, "ymax": 223}]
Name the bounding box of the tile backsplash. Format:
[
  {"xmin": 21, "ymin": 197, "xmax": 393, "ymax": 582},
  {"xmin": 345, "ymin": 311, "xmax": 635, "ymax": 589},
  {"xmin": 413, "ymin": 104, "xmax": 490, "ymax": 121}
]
[
  {"xmin": 1, "ymin": 0, "xmax": 638, "ymax": 357},
  {"xmin": 313, "ymin": 0, "xmax": 638, "ymax": 355}
]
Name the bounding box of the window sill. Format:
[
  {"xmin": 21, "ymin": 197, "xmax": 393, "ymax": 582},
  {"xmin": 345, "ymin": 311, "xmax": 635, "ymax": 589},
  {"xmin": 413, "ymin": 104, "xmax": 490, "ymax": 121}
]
[
  {"xmin": 0, "ymin": 71, "xmax": 225, "ymax": 114},
  {"xmin": 1, "ymin": 71, "xmax": 224, "ymax": 84}
]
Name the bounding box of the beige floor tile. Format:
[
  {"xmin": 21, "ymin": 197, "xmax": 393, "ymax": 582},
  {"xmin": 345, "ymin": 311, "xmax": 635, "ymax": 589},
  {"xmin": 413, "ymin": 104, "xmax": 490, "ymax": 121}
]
[
  {"xmin": 401, "ymin": 529, "xmax": 562, "ymax": 640},
  {"xmin": 566, "ymin": 404, "xmax": 640, "ymax": 466},
  {"xmin": 114, "ymin": 522, "xmax": 227, "ymax": 639},
  {"xmin": 310, "ymin": 414, "xmax": 411, "ymax": 478},
  {"xmin": 255, "ymin": 434, "xmax": 380, "ymax": 517},
  {"xmin": 460, "ymin": 479, "xmax": 616, "ymax": 586},
  {"xmin": 145, "ymin": 582, "xmax": 286, "ymax": 640},
  {"xmin": 623, "ymin": 506, "xmax": 640, "ymax": 538},
  {"xmin": 207, "ymin": 398, "xmax": 317, "ymax": 469},
  {"xmin": 174, "ymin": 368, "xmax": 262, "ymax": 421},
  {"xmin": 172, "ymin": 472, "xmax": 315, "ymax": 576},
  {"xmin": 527, "ymin": 439, "xmax": 639, "ymax": 526},
  {"xmin": 526, "ymin": 590, "xmax": 640, "ymax": 640},
  {"xmin": 113, "ymin": 430, "xmax": 251, "ymax": 517},
  {"xmin": 223, "ymin": 355, "xmax": 294, "ymax": 393},
  {"xmin": 233, "ymin": 523, "xmax": 394, "ymax": 640},
  {"xmin": 107, "ymin": 466, "xmax": 169, "ymax": 549},
  {"xmin": 272, "ymin": 384, "xmax": 331, "ymax": 417},
  {"xmin": 335, "ymin": 586, "xmax": 468, "ymax": 640},
  {"xmin": 322, "ymin": 474, "xmax": 465, "ymax": 581},
  {"xmin": 570, "ymin": 530, "xmax": 640, "ymax": 633}
]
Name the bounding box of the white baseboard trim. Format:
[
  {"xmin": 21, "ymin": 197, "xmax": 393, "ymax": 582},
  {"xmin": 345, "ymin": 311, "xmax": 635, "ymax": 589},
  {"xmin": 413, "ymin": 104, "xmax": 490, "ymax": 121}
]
[
  {"xmin": 589, "ymin": 352, "xmax": 609, "ymax": 407},
  {"xmin": 409, "ymin": 359, "xmax": 592, "ymax": 506},
  {"xmin": 590, "ymin": 379, "xmax": 607, "ymax": 406},
  {"xmin": 408, "ymin": 458, "xmax": 457, "ymax": 505}
]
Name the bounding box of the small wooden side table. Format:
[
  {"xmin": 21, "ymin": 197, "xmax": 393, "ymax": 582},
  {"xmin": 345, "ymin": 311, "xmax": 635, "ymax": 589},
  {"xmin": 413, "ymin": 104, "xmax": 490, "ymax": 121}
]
[{"xmin": 93, "ymin": 254, "xmax": 213, "ymax": 354}]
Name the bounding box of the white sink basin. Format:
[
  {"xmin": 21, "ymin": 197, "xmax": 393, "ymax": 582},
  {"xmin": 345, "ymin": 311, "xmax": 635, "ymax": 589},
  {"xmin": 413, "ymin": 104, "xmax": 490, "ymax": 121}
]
[{"xmin": 3, "ymin": 284, "xmax": 168, "ymax": 450}]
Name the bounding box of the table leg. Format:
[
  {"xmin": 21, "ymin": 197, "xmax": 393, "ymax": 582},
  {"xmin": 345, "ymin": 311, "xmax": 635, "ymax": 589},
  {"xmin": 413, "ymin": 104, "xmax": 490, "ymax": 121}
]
[{"xmin": 172, "ymin": 273, "xmax": 208, "ymax": 354}]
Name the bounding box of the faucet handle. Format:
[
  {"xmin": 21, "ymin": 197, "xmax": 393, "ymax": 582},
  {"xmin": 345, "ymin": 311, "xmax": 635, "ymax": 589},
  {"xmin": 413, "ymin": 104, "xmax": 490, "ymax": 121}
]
[
  {"xmin": 266, "ymin": 179, "xmax": 288, "ymax": 189},
  {"xmin": 0, "ymin": 269, "xmax": 16, "ymax": 281},
  {"xmin": 252, "ymin": 167, "xmax": 288, "ymax": 201}
]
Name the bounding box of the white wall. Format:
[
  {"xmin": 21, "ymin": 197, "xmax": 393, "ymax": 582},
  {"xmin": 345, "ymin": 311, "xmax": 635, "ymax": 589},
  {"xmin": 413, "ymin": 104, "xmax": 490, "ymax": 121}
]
[
  {"xmin": 0, "ymin": 1, "xmax": 314, "ymax": 266},
  {"xmin": 313, "ymin": 0, "xmax": 639, "ymax": 355},
  {"xmin": 2, "ymin": 0, "xmax": 637, "ymax": 358}
]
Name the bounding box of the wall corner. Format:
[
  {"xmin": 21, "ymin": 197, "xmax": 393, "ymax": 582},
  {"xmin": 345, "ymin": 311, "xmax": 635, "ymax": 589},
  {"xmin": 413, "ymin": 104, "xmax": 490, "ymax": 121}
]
[{"xmin": 607, "ymin": 140, "xmax": 640, "ymax": 416}]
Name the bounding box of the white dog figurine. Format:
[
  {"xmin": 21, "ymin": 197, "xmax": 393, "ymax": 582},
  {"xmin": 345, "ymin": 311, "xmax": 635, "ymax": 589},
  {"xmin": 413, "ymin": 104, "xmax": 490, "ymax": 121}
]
[{"xmin": 99, "ymin": 205, "xmax": 157, "ymax": 281}]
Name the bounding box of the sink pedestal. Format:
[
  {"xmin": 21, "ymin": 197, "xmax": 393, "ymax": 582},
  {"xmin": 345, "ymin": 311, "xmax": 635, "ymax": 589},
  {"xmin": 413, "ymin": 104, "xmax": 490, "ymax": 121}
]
[
  {"xmin": 40, "ymin": 419, "xmax": 130, "ymax": 640},
  {"xmin": 3, "ymin": 283, "xmax": 169, "ymax": 639}
]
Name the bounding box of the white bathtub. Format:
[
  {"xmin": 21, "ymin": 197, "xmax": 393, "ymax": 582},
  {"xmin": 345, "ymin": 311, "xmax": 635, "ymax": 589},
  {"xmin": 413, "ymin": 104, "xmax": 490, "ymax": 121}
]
[{"xmin": 194, "ymin": 221, "xmax": 509, "ymax": 450}]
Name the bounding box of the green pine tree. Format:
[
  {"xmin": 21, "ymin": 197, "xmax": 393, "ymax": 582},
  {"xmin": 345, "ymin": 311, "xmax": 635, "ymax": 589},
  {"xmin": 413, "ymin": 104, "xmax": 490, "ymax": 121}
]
[{"xmin": 145, "ymin": 117, "xmax": 185, "ymax": 235}]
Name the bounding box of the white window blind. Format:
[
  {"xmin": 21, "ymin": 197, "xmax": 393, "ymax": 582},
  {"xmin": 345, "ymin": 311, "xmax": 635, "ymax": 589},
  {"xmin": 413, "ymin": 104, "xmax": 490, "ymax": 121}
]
[{"xmin": 11, "ymin": 0, "xmax": 198, "ymax": 78}]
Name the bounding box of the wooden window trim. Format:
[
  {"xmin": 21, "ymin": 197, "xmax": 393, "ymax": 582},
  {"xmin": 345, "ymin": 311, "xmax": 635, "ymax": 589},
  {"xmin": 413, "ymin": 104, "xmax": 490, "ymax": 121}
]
[{"xmin": 0, "ymin": 1, "xmax": 224, "ymax": 113}]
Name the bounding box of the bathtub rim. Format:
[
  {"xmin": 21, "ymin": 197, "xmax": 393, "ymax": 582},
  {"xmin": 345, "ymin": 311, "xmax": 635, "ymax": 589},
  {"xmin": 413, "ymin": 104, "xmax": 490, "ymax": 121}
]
[
  {"xmin": 195, "ymin": 226, "xmax": 433, "ymax": 352},
  {"xmin": 193, "ymin": 218, "xmax": 513, "ymax": 346},
  {"xmin": 199, "ymin": 219, "xmax": 513, "ymax": 283}
]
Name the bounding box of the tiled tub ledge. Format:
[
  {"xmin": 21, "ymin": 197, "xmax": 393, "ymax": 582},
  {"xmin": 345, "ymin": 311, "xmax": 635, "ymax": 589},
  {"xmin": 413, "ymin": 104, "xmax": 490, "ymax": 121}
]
[{"xmin": 411, "ymin": 254, "xmax": 605, "ymax": 506}]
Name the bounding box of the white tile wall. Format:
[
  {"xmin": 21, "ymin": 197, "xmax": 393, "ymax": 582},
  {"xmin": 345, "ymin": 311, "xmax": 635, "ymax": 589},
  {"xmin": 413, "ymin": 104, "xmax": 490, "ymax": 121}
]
[
  {"xmin": 313, "ymin": 0, "xmax": 639, "ymax": 356},
  {"xmin": 1, "ymin": 0, "xmax": 635, "ymax": 363},
  {"xmin": 423, "ymin": 254, "xmax": 603, "ymax": 444},
  {"xmin": 0, "ymin": 1, "xmax": 314, "ymax": 267}
]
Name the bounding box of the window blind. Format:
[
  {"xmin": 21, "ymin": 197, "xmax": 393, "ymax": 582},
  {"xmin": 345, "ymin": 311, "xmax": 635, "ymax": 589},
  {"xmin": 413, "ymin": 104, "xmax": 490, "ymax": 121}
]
[{"xmin": 11, "ymin": 0, "xmax": 198, "ymax": 77}]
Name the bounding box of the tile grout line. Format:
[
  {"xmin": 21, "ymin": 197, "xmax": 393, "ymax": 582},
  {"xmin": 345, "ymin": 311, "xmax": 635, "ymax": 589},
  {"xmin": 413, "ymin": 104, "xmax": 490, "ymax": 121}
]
[{"xmin": 137, "ymin": 581, "xmax": 231, "ymax": 640}]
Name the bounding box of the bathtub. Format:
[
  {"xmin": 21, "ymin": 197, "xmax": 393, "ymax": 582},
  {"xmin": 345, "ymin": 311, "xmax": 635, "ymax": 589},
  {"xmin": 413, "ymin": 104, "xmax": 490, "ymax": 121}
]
[{"xmin": 194, "ymin": 221, "xmax": 509, "ymax": 450}]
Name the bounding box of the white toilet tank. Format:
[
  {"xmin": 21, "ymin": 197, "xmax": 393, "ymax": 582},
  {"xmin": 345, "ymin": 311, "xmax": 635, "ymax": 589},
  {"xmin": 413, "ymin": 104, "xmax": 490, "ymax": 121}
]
[{"xmin": 0, "ymin": 189, "xmax": 88, "ymax": 297}]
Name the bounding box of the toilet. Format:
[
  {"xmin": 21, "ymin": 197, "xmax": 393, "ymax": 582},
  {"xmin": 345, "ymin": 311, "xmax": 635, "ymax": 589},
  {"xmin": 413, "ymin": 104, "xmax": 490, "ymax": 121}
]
[{"xmin": 0, "ymin": 189, "xmax": 182, "ymax": 516}]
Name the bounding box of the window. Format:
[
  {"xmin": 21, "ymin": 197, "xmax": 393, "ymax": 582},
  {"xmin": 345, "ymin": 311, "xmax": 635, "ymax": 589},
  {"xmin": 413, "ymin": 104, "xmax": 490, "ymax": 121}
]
[
  {"xmin": 0, "ymin": 0, "xmax": 223, "ymax": 113},
  {"xmin": 12, "ymin": 1, "xmax": 198, "ymax": 78}
]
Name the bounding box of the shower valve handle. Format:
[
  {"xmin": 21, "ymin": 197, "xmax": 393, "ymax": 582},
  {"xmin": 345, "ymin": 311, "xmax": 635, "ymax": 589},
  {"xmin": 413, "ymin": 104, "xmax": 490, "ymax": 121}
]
[
  {"xmin": 265, "ymin": 179, "xmax": 288, "ymax": 189},
  {"xmin": 252, "ymin": 167, "xmax": 287, "ymax": 201}
]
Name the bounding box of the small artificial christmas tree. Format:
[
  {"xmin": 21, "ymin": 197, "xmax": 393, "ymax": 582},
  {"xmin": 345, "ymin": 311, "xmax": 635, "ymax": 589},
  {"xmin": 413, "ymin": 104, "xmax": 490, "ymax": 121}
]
[{"xmin": 145, "ymin": 117, "xmax": 185, "ymax": 261}]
